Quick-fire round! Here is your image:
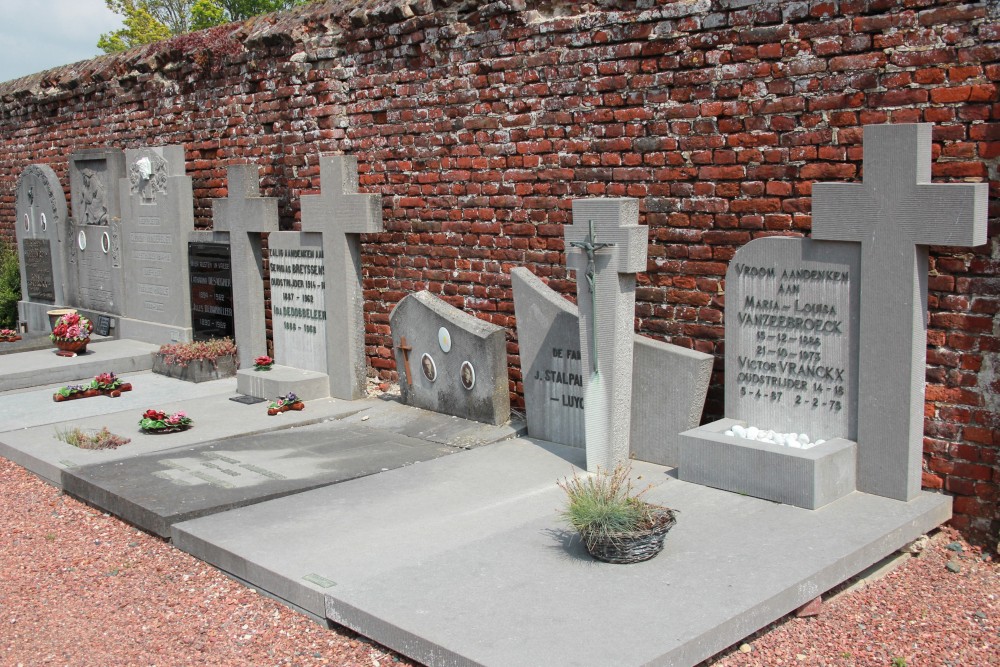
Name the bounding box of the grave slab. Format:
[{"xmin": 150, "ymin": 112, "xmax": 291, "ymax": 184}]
[
  {"xmin": 236, "ymin": 365, "xmax": 330, "ymax": 403},
  {"xmin": 63, "ymin": 418, "xmax": 460, "ymax": 538},
  {"xmin": 171, "ymin": 438, "xmax": 950, "ymax": 667},
  {"xmin": 0, "ymin": 381, "xmax": 374, "ymax": 486},
  {"xmin": 0, "ymin": 338, "xmax": 158, "ymax": 392},
  {"xmin": 511, "ymin": 267, "xmax": 713, "ymax": 465},
  {"xmin": 391, "ymin": 291, "xmax": 510, "ymax": 425},
  {"xmin": 0, "ymin": 333, "xmax": 58, "ymax": 355}
]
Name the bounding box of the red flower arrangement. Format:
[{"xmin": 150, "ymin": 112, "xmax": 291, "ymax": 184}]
[
  {"xmin": 50, "ymin": 312, "xmax": 93, "ymax": 342},
  {"xmin": 254, "ymin": 355, "xmax": 274, "ymax": 370}
]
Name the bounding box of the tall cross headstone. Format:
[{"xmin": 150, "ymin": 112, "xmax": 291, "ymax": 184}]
[
  {"xmin": 300, "ymin": 155, "xmax": 383, "ymax": 400},
  {"xmin": 812, "ymin": 123, "xmax": 988, "ymax": 501},
  {"xmin": 565, "ymin": 198, "xmax": 648, "ymax": 472},
  {"xmin": 212, "ymin": 165, "xmax": 279, "ymax": 369}
]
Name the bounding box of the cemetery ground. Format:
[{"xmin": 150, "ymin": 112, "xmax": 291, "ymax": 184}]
[
  {"xmin": 0, "ymin": 363, "xmax": 993, "ymax": 666},
  {"xmin": 1, "ymin": 452, "xmax": 996, "ymax": 667}
]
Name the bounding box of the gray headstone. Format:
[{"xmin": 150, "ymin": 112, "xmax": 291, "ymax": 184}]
[
  {"xmin": 511, "ymin": 267, "xmax": 713, "ymax": 466},
  {"xmin": 118, "ymin": 145, "xmax": 195, "ymax": 342},
  {"xmin": 390, "ymin": 291, "xmax": 510, "ymax": 426},
  {"xmin": 812, "ymin": 123, "xmax": 988, "ymax": 501},
  {"xmin": 67, "ymin": 148, "xmax": 126, "ymax": 315},
  {"xmin": 300, "ymin": 155, "xmax": 383, "ymax": 400},
  {"xmin": 724, "ymin": 237, "xmax": 860, "ymax": 441},
  {"xmin": 565, "ymin": 198, "xmax": 647, "ymax": 471},
  {"xmin": 212, "ymin": 165, "xmax": 279, "ymax": 370},
  {"xmin": 14, "ymin": 164, "xmax": 69, "ymax": 331},
  {"xmin": 188, "ymin": 239, "xmax": 235, "ymax": 340},
  {"xmin": 268, "ymin": 232, "xmax": 327, "ymax": 372}
]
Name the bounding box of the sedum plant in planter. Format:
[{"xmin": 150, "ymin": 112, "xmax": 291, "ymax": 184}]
[
  {"xmin": 559, "ymin": 462, "xmax": 677, "ymax": 564},
  {"xmin": 152, "ymin": 337, "xmax": 238, "ymax": 383}
]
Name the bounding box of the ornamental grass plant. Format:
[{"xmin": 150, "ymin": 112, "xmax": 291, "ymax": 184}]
[
  {"xmin": 56, "ymin": 427, "xmax": 131, "ymax": 450},
  {"xmin": 558, "ymin": 462, "xmax": 663, "ymax": 548}
]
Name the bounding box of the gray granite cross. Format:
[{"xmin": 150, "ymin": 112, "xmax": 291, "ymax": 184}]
[
  {"xmin": 212, "ymin": 165, "xmax": 279, "ymax": 370},
  {"xmin": 566, "ymin": 198, "xmax": 647, "ymax": 472},
  {"xmin": 812, "ymin": 123, "xmax": 987, "ymax": 501},
  {"xmin": 300, "ymin": 155, "xmax": 383, "ymax": 400}
]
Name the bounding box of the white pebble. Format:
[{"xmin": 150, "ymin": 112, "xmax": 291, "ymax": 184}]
[
  {"xmin": 746, "ymin": 426, "xmax": 759, "ymax": 439},
  {"xmin": 798, "ymin": 433, "xmax": 809, "ymax": 443},
  {"xmin": 725, "ymin": 430, "xmax": 734, "ymax": 437},
  {"xmin": 732, "ymin": 425, "xmax": 747, "ymax": 437}
]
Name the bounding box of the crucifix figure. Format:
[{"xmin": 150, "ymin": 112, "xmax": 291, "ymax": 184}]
[
  {"xmin": 565, "ymin": 198, "xmax": 648, "ymax": 472},
  {"xmin": 300, "ymin": 155, "xmax": 383, "ymax": 400},
  {"xmin": 213, "ymin": 165, "xmax": 279, "ymax": 371},
  {"xmin": 812, "ymin": 123, "xmax": 987, "ymax": 501},
  {"xmin": 569, "ymin": 219, "xmax": 614, "ymax": 373}
]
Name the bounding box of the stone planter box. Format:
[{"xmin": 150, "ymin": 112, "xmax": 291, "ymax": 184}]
[
  {"xmin": 678, "ymin": 418, "xmax": 857, "ymax": 510},
  {"xmin": 152, "ymin": 354, "xmax": 238, "ymax": 383}
]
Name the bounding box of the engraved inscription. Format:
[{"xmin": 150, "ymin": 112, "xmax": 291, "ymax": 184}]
[
  {"xmin": 23, "ymin": 238, "xmax": 55, "ymax": 301},
  {"xmin": 532, "ymin": 346, "xmax": 584, "ymax": 409},
  {"xmin": 188, "ymin": 242, "xmax": 235, "ymax": 340}
]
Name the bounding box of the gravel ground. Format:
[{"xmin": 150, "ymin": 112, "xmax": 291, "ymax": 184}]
[{"xmin": 2, "ymin": 455, "xmax": 996, "ymax": 667}]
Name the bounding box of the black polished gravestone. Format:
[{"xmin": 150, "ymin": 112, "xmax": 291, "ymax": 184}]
[{"xmin": 188, "ymin": 242, "xmax": 235, "ymax": 340}]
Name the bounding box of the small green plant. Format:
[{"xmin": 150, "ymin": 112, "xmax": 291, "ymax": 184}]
[
  {"xmin": 156, "ymin": 337, "xmax": 237, "ymax": 368},
  {"xmin": 56, "ymin": 426, "xmax": 131, "ymax": 450},
  {"xmin": 891, "ymin": 658, "xmax": 907, "ymax": 667},
  {"xmin": 558, "ymin": 462, "xmax": 662, "ymax": 547},
  {"xmin": 0, "ymin": 241, "xmax": 22, "ymax": 329}
]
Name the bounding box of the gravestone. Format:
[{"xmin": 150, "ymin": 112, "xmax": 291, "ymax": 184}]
[
  {"xmin": 390, "ymin": 291, "xmax": 510, "ymax": 426},
  {"xmin": 565, "ymin": 198, "xmax": 647, "ymax": 472},
  {"xmin": 212, "ymin": 164, "xmax": 278, "ymax": 370},
  {"xmin": 66, "ymin": 148, "xmax": 127, "ymax": 315},
  {"xmin": 812, "ymin": 123, "xmax": 988, "ymax": 501},
  {"xmin": 299, "ymin": 154, "xmax": 383, "ymax": 400},
  {"xmin": 679, "ymin": 123, "xmax": 988, "ymax": 509},
  {"xmin": 511, "ymin": 267, "xmax": 713, "ymax": 466},
  {"xmin": 268, "ymin": 232, "xmax": 326, "ymax": 372},
  {"xmin": 188, "ymin": 240, "xmax": 235, "ymax": 340},
  {"xmin": 118, "ymin": 145, "xmax": 194, "ymax": 342},
  {"xmin": 678, "ymin": 238, "xmax": 861, "ymax": 509},
  {"xmin": 14, "ymin": 164, "xmax": 69, "ymax": 332}
]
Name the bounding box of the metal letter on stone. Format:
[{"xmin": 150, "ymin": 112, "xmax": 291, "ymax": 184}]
[
  {"xmin": 565, "ymin": 199, "xmax": 647, "ymax": 472},
  {"xmin": 812, "ymin": 124, "xmax": 987, "ymax": 501}
]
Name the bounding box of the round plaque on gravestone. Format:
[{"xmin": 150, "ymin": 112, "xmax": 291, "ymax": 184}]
[
  {"xmin": 460, "ymin": 361, "xmax": 476, "ymax": 391},
  {"xmin": 421, "ymin": 353, "xmax": 437, "ymax": 382},
  {"xmin": 438, "ymin": 327, "xmax": 452, "ymax": 353}
]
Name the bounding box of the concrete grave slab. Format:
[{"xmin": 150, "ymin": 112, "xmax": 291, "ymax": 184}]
[
  {"xmin": 390, "ymin": 291, "xmax": 510, "ymax": 425},
  {"xmin": 14, "ymin": 164, "xmax": 70, "ymax": 332},
  {"xmin": 812, "ymin": 123, "xmax": 988, "ymax": 501},
  {"xmin": 63, "ymin": 418, "xmax": 459, "ymax": 538},
  {"xmin": 566, "ymin": 199, "xmax": 647, "ymax": 471},
  {"xmin": 512, "ymin": 267, "xmax": 713, "ymax": 466},
  {"xmin": 170, "ymin": 437, "xmax": 950, "ymax": 666},
  {"xmin": 0, "ymin": 378, "xmax": 372, "ymax": 486},
  {"xmin": 0, "ymin": 333, "xmax": 58, "ymax": 355},
  {"xmin": 118, "ymin": 145, "xmax": 195, "ymax": 343},
  {"xmin": 67, "ymin": 148, "xmax": 127, "ymax": 315},
  {"xmin": 0, "ymin": 338, "xmax": 157, "ymax": 393}
]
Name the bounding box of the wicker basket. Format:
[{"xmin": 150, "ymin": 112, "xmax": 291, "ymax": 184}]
[{"xmin": 581, "ymin": 507, "xmax": 677, "ymax": 564}]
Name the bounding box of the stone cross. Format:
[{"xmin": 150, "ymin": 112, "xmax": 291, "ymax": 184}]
[
  {"xmin": 212, "ymin": 165, "xmax": 279, "ymax": 370},
  {"xmin": 812, "ymin": 123, "xmax": 987, "ymax": 501},
  {"xmin": 396, "ymin": 336, "xmax": 414, "ymax": 386},
  {"xmin": 300, "ymin": 155, "xmax": 383, "ymax": 400},
  {"xmin": 566, "ymin": 198, "xmax": 648, "ymax": 472}
]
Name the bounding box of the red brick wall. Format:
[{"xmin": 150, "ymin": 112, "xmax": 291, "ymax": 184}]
[{"xmin": 0, "ymin": 0, "xmax": 997, "ymax": 545}]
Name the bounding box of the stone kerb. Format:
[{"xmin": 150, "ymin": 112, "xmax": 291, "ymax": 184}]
[
  {"xmin": 390, "ymin": 291, "xmax": 510, "ymax": 426},
  {"xmin": 14, "ymin": 164, "xmax": 70, "ymax": 332},
  {"xmin": 118, "ymin": 144, "xmax": 195, "ymax": 343},
  {"xmin": 511, "ymin": 267, "xmax": 712, "ymax": 466},
  {"xmin": 66, "ymin": 149, "xmax": 127, "ymax": 318},
  {"xmin": 678, "ymin": 237, "xmax": 861, "ymax": 509}
]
